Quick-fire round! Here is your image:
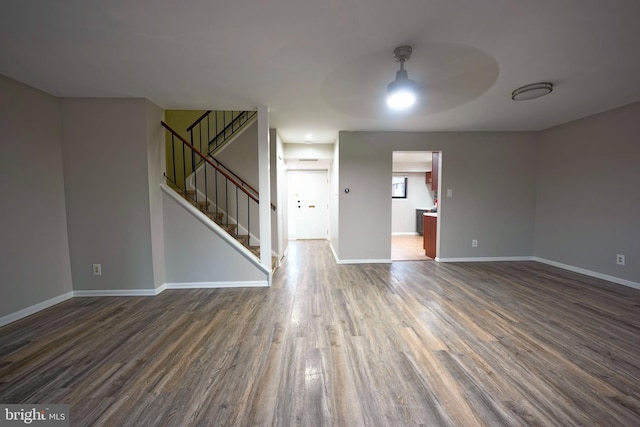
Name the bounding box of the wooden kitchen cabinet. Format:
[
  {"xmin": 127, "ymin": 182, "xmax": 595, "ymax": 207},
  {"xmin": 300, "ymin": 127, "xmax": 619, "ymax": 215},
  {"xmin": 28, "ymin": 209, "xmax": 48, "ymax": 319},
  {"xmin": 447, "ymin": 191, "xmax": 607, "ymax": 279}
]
[
  {"xmin": 431, "ymin": 152, "xmax": 439, "ymax": 191},
  {"xmin": 423, "ymin": 215, "xmax": 437, "ymax": 259}
]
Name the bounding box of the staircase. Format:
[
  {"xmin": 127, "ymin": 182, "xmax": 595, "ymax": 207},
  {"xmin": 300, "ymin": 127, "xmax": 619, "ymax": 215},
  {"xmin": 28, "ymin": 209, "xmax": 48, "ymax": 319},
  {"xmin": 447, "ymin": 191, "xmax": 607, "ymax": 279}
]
[{"xmin": 162, "ymin": 111, "xmax": 277, "ymax": 271}]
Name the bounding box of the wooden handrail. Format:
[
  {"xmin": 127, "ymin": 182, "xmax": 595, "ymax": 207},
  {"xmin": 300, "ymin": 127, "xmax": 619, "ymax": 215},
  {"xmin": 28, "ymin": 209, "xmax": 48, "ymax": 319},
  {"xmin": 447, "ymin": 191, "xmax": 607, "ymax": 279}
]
[
  {"xmin": 186, "ymin": 110, "xmax": 212, "ymax": 132},
  {"xmin": 162, "ymin": 121, "xmax": 259, "ymax": 204}
]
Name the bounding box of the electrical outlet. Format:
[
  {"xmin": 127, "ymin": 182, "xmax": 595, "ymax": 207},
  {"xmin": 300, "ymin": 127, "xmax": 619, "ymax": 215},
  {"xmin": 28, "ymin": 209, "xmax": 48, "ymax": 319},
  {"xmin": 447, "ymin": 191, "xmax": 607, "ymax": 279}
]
[
  {"xmin": 616, "ymin": 254, "xmax": 625, "ymax": 266},
  {"xmin": 93, "ymin": 264, "xmax": 102, "ymax": 276},
  {"xmin": 472, "ymin": 239, "xmax": 478, "ymax": 248}
]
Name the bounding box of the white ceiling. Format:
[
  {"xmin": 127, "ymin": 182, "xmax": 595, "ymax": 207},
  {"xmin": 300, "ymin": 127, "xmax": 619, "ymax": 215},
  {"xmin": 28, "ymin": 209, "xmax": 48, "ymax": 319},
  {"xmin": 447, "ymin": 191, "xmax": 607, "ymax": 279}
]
[{"xmin": 2, "ymin": 1, "xmax": 640, "ymax": 144}]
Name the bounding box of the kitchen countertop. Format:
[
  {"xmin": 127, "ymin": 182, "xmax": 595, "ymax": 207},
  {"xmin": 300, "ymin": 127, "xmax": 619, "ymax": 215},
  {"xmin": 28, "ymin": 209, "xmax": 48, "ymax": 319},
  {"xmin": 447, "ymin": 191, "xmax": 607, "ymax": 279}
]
[{"xmin": 423, "ymin": 212, "xmax": 438, "ymax": 218}]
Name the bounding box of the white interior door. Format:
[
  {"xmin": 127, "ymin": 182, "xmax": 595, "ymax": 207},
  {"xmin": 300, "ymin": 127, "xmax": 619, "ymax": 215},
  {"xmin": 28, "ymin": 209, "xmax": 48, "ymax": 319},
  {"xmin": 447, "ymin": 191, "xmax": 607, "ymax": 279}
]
[{"xmin": 287, "ymin": 170, "xmax": 328, "ymax": 240}]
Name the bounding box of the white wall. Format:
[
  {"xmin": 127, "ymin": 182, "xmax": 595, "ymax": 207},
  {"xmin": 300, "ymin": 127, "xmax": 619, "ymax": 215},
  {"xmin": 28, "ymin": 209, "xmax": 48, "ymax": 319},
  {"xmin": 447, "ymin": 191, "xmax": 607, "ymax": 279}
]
[
  {"xmin": 391, "ymin": 172, "xmax": 434, "ymax": 234},
  {"xmin": 283, "ymin": 143, "xmax": 335, "ymax": 160},
  {"xmin": 60, "ymin": 98, "xmax": 157, "ymax": 291},
  {"xmin": 535, "ymin": 101, "xmax": 640, "ymax": 284},
  {"xmin": 0, "ymin": 74, "xmax": 73, "ymax": 318},
  {"xmin": 338, "ymin": 131, "xmax": 538, "ymax": 261}
]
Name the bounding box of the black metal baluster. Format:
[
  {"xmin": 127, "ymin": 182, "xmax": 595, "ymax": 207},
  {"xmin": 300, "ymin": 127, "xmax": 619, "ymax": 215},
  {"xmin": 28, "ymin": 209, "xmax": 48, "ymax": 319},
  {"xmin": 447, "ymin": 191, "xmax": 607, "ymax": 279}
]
[
  {"xmin": 192, "ymin": 147, "xmax": 197, "ymax": 202},
  {"xmin": 225, "ymin": 176, "xmax": 230, "ymax": 233},
  {"xmin": 235, "ymin": 186, "xmax": 239, "ymax": 242},
  {"xmin": 247, "ymin": 194, "xmax": 250, "ymax": 247},
  {"xmin": 171, "ymin": 134, "xmax": 176, "ymax": 185},
  {"xmin": 182, "ymin": 143, "xmax": 187, "ymax": 194},
  {"xmin": 215, "ymin": 169, "xmax": 219, "ymax": 223},
  {"xmin": 204, "ymin": 160, "xmax": 208, "ymax": 216}
]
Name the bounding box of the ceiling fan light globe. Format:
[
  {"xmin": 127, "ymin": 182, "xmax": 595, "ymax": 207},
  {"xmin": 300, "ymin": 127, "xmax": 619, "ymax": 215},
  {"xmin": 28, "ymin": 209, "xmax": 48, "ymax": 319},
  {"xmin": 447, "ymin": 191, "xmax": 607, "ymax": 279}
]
[{"xmin": 387, "ymin": 89, "xmax": 416, "ymax": 109}]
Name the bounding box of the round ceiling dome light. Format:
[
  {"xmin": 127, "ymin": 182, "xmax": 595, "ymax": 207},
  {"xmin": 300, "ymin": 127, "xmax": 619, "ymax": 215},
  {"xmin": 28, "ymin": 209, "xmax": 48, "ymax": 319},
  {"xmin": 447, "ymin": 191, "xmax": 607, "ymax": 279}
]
[
  {"xmin": 387, "ymin": 45, "xmax": 418, "ymax": 110},
  {"xmin": 511, "ymin": 82, "xmax": 553, "ymax": 101}
]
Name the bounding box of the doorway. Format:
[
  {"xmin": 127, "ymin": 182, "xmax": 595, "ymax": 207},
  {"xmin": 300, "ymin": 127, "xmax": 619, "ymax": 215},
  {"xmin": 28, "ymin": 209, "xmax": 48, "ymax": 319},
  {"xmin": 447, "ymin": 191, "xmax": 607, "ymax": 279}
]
[
  {"xmin": 391, "ymin": 151, "xmax": 439, "ymax": 261},
  {"xmin": 287, "ymin": 170, "xmax": 329, "ymax": 240}
]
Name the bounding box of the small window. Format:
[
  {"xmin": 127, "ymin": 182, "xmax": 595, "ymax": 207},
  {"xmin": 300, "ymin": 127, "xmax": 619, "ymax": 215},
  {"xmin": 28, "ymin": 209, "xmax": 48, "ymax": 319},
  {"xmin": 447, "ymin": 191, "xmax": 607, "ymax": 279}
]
[{"xmin": 392, "ymin": 176, "xmax": 407, "ymax": 198}]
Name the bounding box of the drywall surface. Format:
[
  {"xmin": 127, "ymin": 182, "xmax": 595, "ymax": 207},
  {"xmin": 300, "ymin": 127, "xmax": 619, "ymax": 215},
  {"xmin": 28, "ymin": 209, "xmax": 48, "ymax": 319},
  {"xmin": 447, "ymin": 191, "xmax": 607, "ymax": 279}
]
[
  {"xmin": 0, "ymin": 74, "xmax": 73, "ymax": 318},
  {"xmin": 162, "ymin": 189, "xmax": 268, "ymax": 284},
  {"xmin": 535, "ymin": 101, "xmax": 640, "ymax": 283},
  {"xmin": 61, "ymin": 98, "xmax": 156, "ymax": 290},
  {"xmin": 147, "ymin": 101, "xmax": 166, "ymax": 289},
  {"xmin": 338, "ymin": 131, "xmax": 537, "ymax": 261}
]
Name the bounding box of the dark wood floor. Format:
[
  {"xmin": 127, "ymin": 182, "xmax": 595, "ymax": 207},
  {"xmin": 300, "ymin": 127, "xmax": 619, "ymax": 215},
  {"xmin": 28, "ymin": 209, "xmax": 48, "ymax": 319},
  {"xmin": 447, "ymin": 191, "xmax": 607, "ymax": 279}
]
[{"xmin": 2, "ymin": 241, "xmax": 640, "ymax": 426}]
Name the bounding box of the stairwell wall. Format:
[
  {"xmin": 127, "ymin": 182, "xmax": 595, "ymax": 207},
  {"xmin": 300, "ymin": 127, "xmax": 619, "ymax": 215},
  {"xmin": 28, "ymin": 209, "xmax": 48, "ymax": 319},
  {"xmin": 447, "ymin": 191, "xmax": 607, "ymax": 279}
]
[{"xmin": 0, "ymin": 74, "xmax": 74, "ymax": 320}]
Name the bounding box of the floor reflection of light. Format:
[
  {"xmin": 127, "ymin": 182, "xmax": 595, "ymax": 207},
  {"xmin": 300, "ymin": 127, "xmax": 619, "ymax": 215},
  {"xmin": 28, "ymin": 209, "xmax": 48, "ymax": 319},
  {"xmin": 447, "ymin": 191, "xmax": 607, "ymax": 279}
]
[
  {"xmin": 305, "ymin": 364, "xmax": 321, "ymax": 385},
  {"xmin": 290, "ymin": 307, "xmax": 301, "ymax": 327}
]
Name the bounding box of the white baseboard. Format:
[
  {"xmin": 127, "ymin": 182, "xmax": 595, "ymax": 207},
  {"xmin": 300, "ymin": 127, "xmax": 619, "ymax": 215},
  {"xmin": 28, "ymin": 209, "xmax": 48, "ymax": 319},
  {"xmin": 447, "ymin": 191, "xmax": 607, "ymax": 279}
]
[
  {"xmin": 436, "ymin": 256, "xmax": 535, "ymax": 262},
  {"xmin": 165, "ymin": 281, "xmax": 268, "ymax": 289},
  {"xmin": 328, "ymin": 243, "xmax": 392, "ymax": 264},
  {"xmin": 329, "ymin": 242, "xmax": 339, "ymax": 263},
  {"xmin": 392, "ymin": 232, "xmax": 419, "ymax": 236},
  {"xmin": 73, "ymin": 288, "xmax": 162, "ymax": 297},
  {"xmin": 0, "ymin": 291, "xmax": 74, "ymax": 328},
  {"xmin": 533, "ymin": 257, "xmax": 640, "ymax": 290},
  {"xmin": 336, "ymin": 258, "xmax": 392, "ymax": 264}
]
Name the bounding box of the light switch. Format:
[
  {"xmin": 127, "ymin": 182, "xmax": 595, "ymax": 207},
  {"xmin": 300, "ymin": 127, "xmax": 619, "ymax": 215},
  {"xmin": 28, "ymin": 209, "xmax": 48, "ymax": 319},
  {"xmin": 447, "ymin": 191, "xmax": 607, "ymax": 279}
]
[{"xmin": 446, "ymin": 189, "xmax": 453, "ymax": 197}]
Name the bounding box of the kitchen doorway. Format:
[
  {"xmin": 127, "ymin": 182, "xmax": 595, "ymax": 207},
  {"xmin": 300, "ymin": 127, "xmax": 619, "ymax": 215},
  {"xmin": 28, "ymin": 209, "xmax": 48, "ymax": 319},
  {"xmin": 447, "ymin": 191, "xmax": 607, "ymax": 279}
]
[{"xmin": 391, "ymin": 151, "xmax": 439, "ymax": 261}]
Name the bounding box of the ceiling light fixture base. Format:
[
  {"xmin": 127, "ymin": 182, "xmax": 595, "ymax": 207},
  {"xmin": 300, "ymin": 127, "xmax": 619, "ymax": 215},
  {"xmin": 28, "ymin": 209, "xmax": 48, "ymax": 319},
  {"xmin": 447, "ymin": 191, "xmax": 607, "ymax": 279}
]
[
  {"xmin": 511, "ymin": 82, "xmax": 553, "ymax": 101},
  {"xmin": 393, "ymin": 45, "xmax": 413, "ymax": 63}
]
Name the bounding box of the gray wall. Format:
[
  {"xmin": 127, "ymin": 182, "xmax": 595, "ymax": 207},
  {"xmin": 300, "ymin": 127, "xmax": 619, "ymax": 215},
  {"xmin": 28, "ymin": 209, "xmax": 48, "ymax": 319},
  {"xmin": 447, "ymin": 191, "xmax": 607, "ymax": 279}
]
[
  {"xmin": 329, "ymin": 138, "xmax": 340, "ymax": 254},
  {"xmin": 146, "ymin": 101, "xmax": 166, "ymax": 289},
  {"xmin": 162, "ymin": 190, "xmax": 268, "ymax": 284},
  {"xmin": 338, "ymin": 131, "xmax": 538, "ymax": 261},
  {"xmin": 216, "ymin": 120, "xmax": 258, "ymax": 188},
  {"xmin": 60, "ymin": 98, "xmax": 157, "ymax": 291},
  {"xmin": 0, "ymin": 75, "xmax": 73, "ymax": 317},
  {"xmin": 535, "ymin": 101, "xmax": 640, "ymax": 283}
]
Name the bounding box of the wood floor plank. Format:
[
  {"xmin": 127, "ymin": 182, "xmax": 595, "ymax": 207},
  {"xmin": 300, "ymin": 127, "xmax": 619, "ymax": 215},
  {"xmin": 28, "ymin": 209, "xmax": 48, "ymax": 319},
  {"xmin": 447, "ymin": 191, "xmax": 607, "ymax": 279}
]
[{"xmin": 2, "ymin": 240, "xmax": 640, "ymax": 426}]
